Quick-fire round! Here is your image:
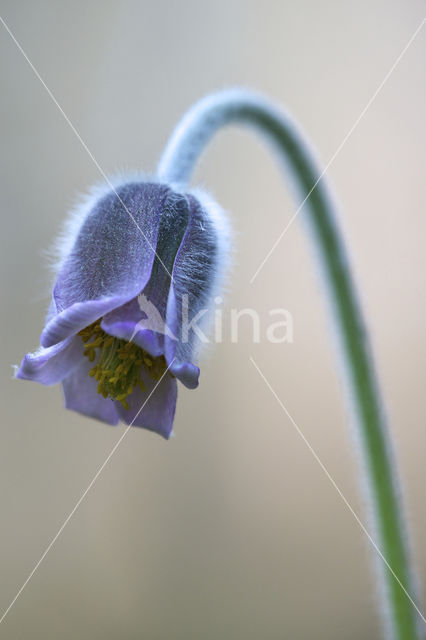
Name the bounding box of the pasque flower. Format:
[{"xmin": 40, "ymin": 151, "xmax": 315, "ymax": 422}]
[
  {"xmin": 16, "ymin": 178, "xmax": 229, "ymax": 438},
  {"xmin": 14, "ymin": 89, "xmax": 421, "ymax": 638}
]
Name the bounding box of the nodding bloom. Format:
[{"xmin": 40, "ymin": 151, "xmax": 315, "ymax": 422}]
[{"xmin": 16, "ymin": 178, "xmax": 229, "ymax": 439}]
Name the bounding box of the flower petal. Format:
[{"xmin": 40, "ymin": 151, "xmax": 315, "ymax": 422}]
[
  {"xmin": 101, "ymin": 191, "xmax": 190, "ymax": 359},
  {"xmin": 164, "ymin": 286, "xmax": 200, "ymax": 389},
  {"xmin": 100, "ymin": 297, "xmax": 164, "ymax": 357},
  {"xmin": 62, "ymin": 357, "xmax": 120, "ymax": 425},
  {"xmin": 115, "ymin": 370, "xmax": 177, "ymax": 439},
  {"xmin": 15, "ymin": 336, "xmax": 83, "ymax": 385},
  {"xmin": 43, "ymin": 182, "xmax": 172, "ymax": 347},
  {"xmin": 41, "ymin": 295, "xmax": 132, "ymax": 348},
  {"xmin": 164, "ymin": 193, "xmax": 219, "ymax": 385},
  {"xmin": 169, "ymin": 360, "xmax": 200, "ymax": 390}
]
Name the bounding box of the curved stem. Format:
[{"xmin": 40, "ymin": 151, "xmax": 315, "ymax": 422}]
[{"xmin": 158, "ymin": 89, "xmax": 422, "ymax": 639}]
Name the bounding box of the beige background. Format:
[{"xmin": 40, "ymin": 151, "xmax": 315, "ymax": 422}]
[{"xmin": 1, "ymin": 1, "xmax": 425, "ymax": 638}]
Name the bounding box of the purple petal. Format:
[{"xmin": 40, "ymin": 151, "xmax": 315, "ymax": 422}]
[
  {"xmin": 100, "ymin": 297, "xmax": 164, "ymax": 357},
  {"xmin": 162, "ymin": 193, "xmax": 218, "ymax": 388},
  {"xmin": 169, "ymin": 360, "xmax": 199, "ymax": 390},
  {"xmin": 44, "ymin": 182, "xmax": 172, "ymax": 347},
  {"xmin": 16, "ymin": 336, "xmax": 83, "ymax": 385},
  {"xmin": 107, "ymin": 190, "xmax": 190, "ymax": 357},
  {"xmin": 115, "ymin": 370, "xmax": 178, "ymax": 439},
  {"xmin": 41, "ymin": 295, "xmax": 132, "ymax": 348},
  {"xmin": 101, "ymin": 296, "xmax": 199, "ymax": 388},
  {"xmin": 62, "ymin": 357, "xmax": 120, "ymax": 426},
  {"xmin": 164, "ymin": 286, "xmax": 200, "ymax": 389}
]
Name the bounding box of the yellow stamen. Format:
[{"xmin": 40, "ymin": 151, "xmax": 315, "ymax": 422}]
[{"xmin": 78, "ymin": 319, "xmax": 170, "ymax": 409}]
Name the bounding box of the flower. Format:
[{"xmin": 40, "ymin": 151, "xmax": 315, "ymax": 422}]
[{"xmin": 16, "ymin": 177, "xmax": 229, "ymax": 439}]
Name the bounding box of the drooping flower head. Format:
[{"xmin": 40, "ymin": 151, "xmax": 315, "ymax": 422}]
[{"xmin": 16, "ymin": 177, "xmax": 229, "ymax": 438}]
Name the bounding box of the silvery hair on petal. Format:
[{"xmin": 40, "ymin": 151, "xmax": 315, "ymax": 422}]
[
  {"xmin": 48, "ymin": 172, "xmax": 155, "ymax": 275},
  {"xmin": 170, "ymin": 185, "xmax": 231, "ymax": 362},
  {"xmin": 46, "ymin": 174, "xmax": 231, "ymax": 351}
]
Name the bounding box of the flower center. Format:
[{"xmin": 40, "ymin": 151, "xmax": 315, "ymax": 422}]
[{"xmin": 78, "ymin": 320, "xmax": 168, "ymax": 410}]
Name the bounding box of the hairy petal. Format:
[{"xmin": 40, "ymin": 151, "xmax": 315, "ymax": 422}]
[
  {"xmin": 164, "ymin": 193, "xmax": 226, "ymax": 385},
  {"xmin": 15, "ymin": 336, "xmax": 83, "ymax": 385},
  {"xmin": 100, "ymin": 297, "xmax": 164, "ymax": 356},
  {"xmin": 62, "ymin": 357, "xmax": 120, "ymax": 426},
  {"xmin": 42, "ymin": 182, "xmax": 172, "ymax": 347},
  {"xmin": 41, "ymin": 294, "xmax": 140, "ymax": 348},
  {"xmin": 115, "ymin": 370, "xmax": 178, "ymax": 439},
  {"xmin": 164, "ymin": 286, "xmax": 200, "ymax": 389},
  {"xmin": 101, "ymin": 191, "xmax": 190, "ymax": 361}
]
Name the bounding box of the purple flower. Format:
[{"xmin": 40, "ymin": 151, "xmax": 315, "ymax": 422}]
[{"xmin": 16, "ymin": 178, "xmax": 229, "ymax": 439}]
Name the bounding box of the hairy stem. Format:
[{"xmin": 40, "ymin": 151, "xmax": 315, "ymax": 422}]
[{"xmin": 158, "ymin": 89, "xmax": 422, "ymax": 639}]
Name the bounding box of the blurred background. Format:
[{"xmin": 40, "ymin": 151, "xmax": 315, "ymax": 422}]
[{"xmin": 1, "ymin": 1, "xmax": 425, "ymax": 638}]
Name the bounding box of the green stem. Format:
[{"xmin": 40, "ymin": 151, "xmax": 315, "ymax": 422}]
[{"xmin": 158, "ymin": 89, "xmax": 422, "ymax": 639}]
